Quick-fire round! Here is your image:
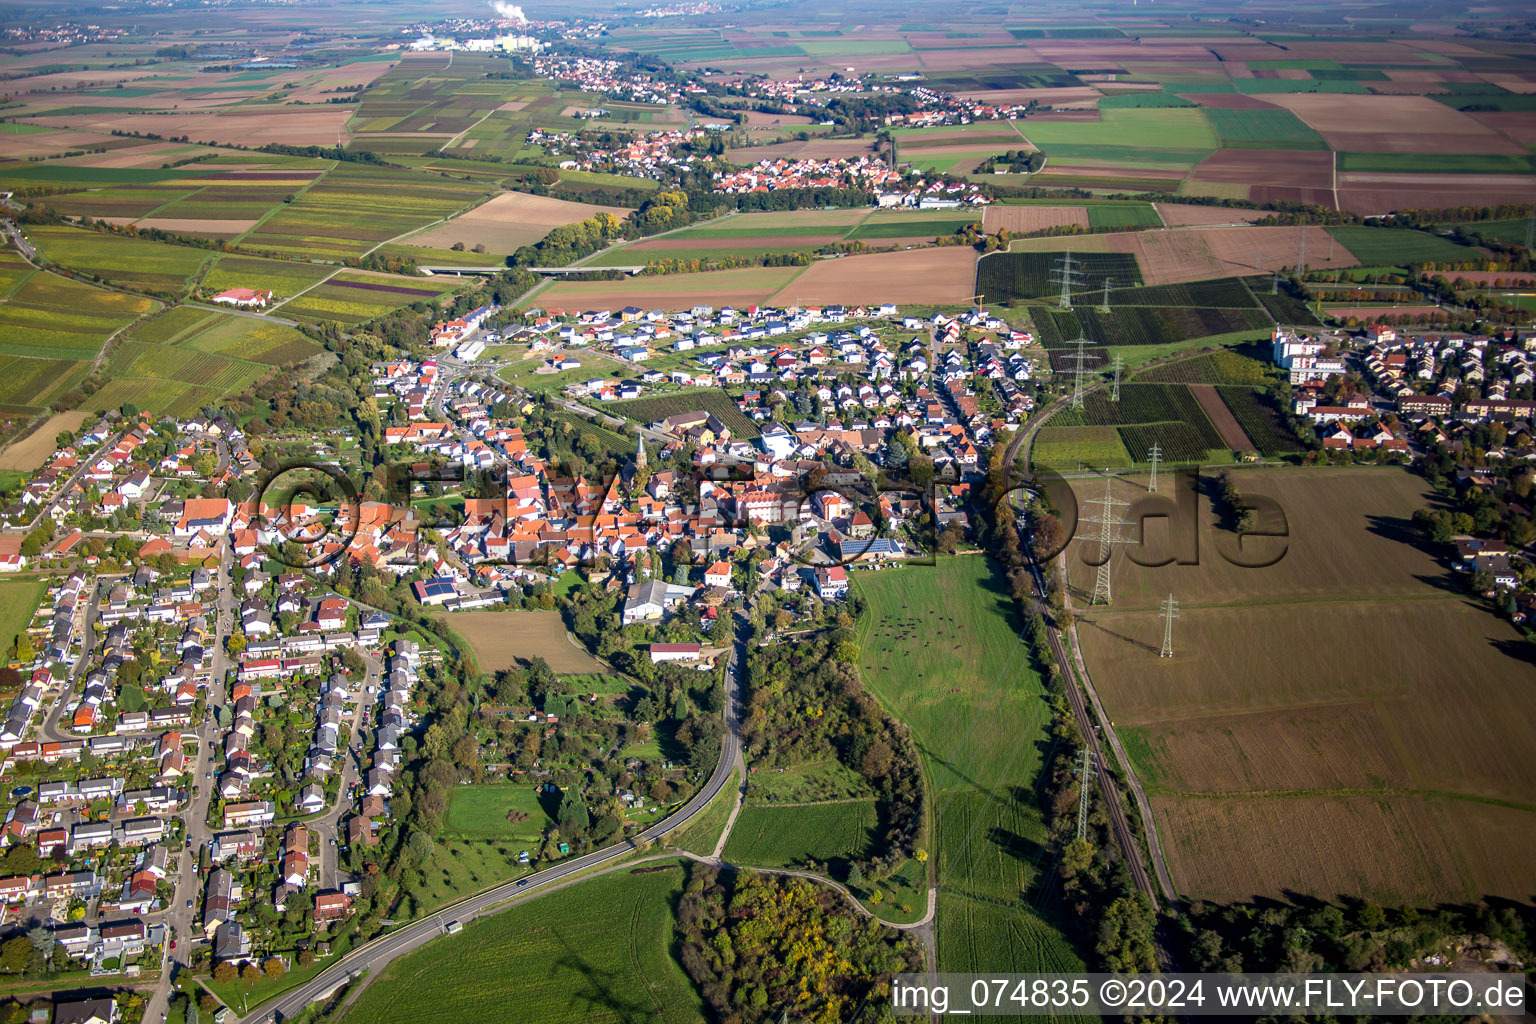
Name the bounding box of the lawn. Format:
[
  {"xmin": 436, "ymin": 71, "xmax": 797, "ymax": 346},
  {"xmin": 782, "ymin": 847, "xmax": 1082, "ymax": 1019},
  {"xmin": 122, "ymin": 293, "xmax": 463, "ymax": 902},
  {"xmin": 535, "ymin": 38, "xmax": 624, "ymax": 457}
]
[
  {"xmin": 1325, "ymin": 226, "xmax": 1479, "ymax": 266},
  {"xmin": 722, "ymin": 800, "xmax": 878, "ymax": 872},
  {"xmin": 339, "ymin": 863, "xmax": 704, "ymax": 1024},
  {"xmin": 852, "ymin": 558, "xmax": 1085, "ymax": 976},
  {"xmin": 445, "ymin": 783, "xmax": 556, "ymax": 842},
  {"xmin": 0, "ymin": 580, "xmax": 44, "ymax": 654}
]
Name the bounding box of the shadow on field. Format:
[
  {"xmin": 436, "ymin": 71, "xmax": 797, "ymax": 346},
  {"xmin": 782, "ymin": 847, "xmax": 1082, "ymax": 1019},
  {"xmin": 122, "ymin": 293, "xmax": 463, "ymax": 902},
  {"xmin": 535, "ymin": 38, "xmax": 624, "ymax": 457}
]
[
  {"xmin": 1491, "ymin": 637, "xmax": 1536, "ymax": 668},
  {"xmin": 1363, "ymin": 513, "xmax": 1420, "ymax": 548},
  {"xmin": 549, "ymin": 928, "xmax": 657, "ymax": 1022},
  {"xmin": 1078, "ymin": 616, "xmax": 1159, "ymax": 655}
]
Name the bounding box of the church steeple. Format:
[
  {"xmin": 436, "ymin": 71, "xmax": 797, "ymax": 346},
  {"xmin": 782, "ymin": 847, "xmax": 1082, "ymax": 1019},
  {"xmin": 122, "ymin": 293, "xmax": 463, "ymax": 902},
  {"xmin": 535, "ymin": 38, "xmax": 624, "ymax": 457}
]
[{"xmin": 635, "ymin": 433, "xmax": 647, "ymax": 470}]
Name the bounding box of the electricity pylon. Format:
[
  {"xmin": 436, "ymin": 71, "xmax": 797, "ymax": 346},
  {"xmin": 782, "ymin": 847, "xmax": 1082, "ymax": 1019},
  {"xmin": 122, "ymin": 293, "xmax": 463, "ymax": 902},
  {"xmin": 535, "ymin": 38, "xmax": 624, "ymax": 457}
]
[
  {"xmin": 1158, "ymin": 592, "xmax": 1179, "ymax": 658},
  {"xmin": 1080, "ymin": 475, "xmax": 1133, "ymax": 606},
  {"xmin": 1073, "ymin": 748, "xmax": 1098, "ymax": 840},
  {"xmin": 1110, "ymin": 354, "xmax": 1124, "ymax": 403},
  {"xmin": 1098, "ymin": 276, "xmax": 1113, "ymax": 313},
  {"xmin": 1062, "ymin": 335, "xmax": 1094, "ymax": 411},
  {"xmin": 1051, "ymin": 250, "xmax": 1082, "ymax": 310},
  {"xmin": 1147, "ymin": 443, "xmax": 1162, "ymax": 493}
]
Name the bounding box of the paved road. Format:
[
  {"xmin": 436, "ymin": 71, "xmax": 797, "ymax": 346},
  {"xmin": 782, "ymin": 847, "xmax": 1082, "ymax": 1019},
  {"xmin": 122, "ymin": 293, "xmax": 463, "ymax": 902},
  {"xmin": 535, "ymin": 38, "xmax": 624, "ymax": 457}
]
[
  {"xmin": 2, "ymin": 220, "xmax": 35, "ymax": 260},
  {"xmin": 241, "ymin": 605, "xmax": 750, "ymax": 1024}
]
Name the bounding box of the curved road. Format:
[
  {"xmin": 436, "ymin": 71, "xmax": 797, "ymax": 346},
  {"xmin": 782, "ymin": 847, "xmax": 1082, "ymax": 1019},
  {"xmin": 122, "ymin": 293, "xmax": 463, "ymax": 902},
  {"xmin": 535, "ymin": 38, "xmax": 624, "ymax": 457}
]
[{"xmin": 243, "ymin": 607, "xmax": 749, "ymax": 1024}]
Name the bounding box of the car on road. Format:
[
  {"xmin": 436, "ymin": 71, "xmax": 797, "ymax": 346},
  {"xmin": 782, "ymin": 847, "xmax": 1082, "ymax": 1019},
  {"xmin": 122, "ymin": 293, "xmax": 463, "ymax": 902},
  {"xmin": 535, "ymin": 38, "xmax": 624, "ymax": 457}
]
[
  {"xmin": 186, "ymin": 899, "xmax": 193, "ymax": 908},
  {"xmin": 170, "ymin": 941, "xmax": 176, "ymax": 950},
  {"xmin": 517, "ymin": 879, "xmax": 528, "ymax": 887}
]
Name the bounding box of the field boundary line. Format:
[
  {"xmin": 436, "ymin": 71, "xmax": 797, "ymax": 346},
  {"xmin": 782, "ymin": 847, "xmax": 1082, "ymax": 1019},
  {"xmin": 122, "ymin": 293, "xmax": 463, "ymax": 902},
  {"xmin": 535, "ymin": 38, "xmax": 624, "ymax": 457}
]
[
  {"xmin": 735, "ymin": 796, "xmax": 877, "ymax": 809},
  {"xmin": 231, "ymin": 159, "xmax": 337, "ymax": 246}
]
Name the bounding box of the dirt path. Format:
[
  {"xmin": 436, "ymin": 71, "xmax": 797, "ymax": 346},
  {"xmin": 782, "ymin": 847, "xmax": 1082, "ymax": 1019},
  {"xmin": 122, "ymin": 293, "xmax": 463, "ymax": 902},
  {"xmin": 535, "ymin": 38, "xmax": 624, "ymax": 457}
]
[{"xmin": 1190, "ymin": 383, "xmax": 1255, "ymax": 451}]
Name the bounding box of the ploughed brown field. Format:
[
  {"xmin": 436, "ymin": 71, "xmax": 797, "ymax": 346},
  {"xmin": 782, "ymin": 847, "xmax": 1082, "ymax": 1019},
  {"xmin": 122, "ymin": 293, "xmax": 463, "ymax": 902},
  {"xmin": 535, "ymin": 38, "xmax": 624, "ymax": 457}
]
[
  {"xmin": 26, "ymin": 108, "xmax": 351, "ymax": 147},
  {"xmin": 404, "ymin": 191, "xmax": 629, "ymax": 253},
  {"xmin": 983, "ymin": 205, "xmax": 1089, "ymax": 233},
  {"xmin": 724, "ymin": 137, "xmax": 876, "ymax": 162},
  {"xmin": 440, "ymin": 610, "xmax": 611, "ymax": 675},
  {"xmin": 1263, "ymin": 93, "xmax": 1527, "ymax": 154},
  {"xmin": 1152, "ymin": 204, "xmax": 1269, "ymax": 227},
  {"xmin": 1071, "ymin": 468, "xmax": 1536, "ymax": 904},
  {"xmin": 1009, "ymin": 224, "xmax": 1356, "ymax": 285},
  {"xmin": 0, "ymin": 411, "xmax": 92, "ymax": 472},
  {"xmin": 766, "ymin": 248, "xmax": 978, "ymax": 305}
]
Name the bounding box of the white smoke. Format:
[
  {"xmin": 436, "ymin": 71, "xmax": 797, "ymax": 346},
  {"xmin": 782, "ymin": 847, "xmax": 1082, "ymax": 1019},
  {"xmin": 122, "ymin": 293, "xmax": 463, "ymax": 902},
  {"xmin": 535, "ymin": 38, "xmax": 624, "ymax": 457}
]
[{"xmin": 490, "ymin": 1, "xmax": 528, "ymax": 23}]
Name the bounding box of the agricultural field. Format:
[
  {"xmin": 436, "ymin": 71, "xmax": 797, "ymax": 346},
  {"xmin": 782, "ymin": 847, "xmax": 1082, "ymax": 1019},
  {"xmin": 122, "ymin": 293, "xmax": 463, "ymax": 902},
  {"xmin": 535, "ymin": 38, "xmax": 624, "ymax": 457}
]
[
  {"xmin": 27, "ymin": 225, "xmax": 209, "ymax": 294},
  {"xmin": 403, "ymin": 191, "xmax": 630, "ymax": 255},
  {"xmin": 721, "ymin": 800, "xmax": 878, "ymax": 872},
  {"xmin": 1214, "ymin": 386, "xmax": 1306, "ymax": 456},
  {"xmin": 608, "ymin": 389, "xmax": 759, "ymax": 439},
  {"xmin": 1203, "ymin": 107, "xmax": 1328, "ymax": 150},
  {"xmin": 1075, "ymin": 469, "xmax": 1536, "ymax": 903},
  {"xmin": 853, "ymin": 558, "xmax": 1086, "ymax": 976},
  {"xmin": 1325, "ymin": 226, "xmax": 1481, "ymax": 266},
  {"xmin": 277, "ymin": 271, "xmax": 466, "ymax": 325},
  {"xmin": 441, "ymin": 611, "xmax": 612, "ymax": 675},
  {"xmin": 1052, "ymin": 383, "xmax": 1228, "ymax": 463},
  {"xmin": 976, "ymin": 250, "xmax": 1143, "ymax": 304},
  {"xmin": 444, "ymin": 784, "xmax": 556, "ymax": 843},
  {"xmin": 537, "ymin": 264, "xmax": 807, "ymax": 314},
  {"xmin": 1134, "ymin": 345, "xmax": 1275, "ymax": 386},
  {"xmin": 339, "ymin": 864, "xmax": 704, "ymax": 1024},
  {"xmin": 0, "ymin": 269, "xmax": 152, "ymax": 411},
  {"xmin": 0, "ymin": 410, "xmax": 92, "ymax": 472},
  {"xmin": 766, "ymin": 248, "xmax": 979, "ymax": 306},
  {"xmin": 200, "ymin": 256, "xmax": 334, "ymax": 300},
  {"xmin": 1032, "ymin": 424, "xmax": 1133, "ymax": 470},
  {"xmin": 0, "ymin": 580, "xmax": 46, "ymax": 654}
]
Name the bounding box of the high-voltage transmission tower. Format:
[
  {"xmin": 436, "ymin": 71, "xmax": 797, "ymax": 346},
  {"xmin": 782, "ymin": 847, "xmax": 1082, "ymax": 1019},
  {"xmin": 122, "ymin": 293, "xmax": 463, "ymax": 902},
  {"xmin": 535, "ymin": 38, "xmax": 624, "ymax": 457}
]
[
  {"xmin": 1110, "ymin": 354, "xmax": 1124, "ymax": 403},
  {"xmin": 1080, "ymin": 475, "xmax": 1134, "ymax": 606},
  {"xmin": 1051, "ymin": 250, "xmax": 1082, "ymax": 310},
  {"xmin": 1063, "ymin": 335, "xmax": 1095, "ymax": 411},
  {"xmin": 1147, "ymin": 442, "xmax": 1163, "ymax": 493},
  {"xmin": 1098, "ymin": 276, "xmax": 1113, "ymax": 313},
  {"xmin": 1158, "ymin": 592, "xmax": 1179, "ymax": 658},
  {"xmin": 1073, "ymin": 748, "xmax": 1098, "ymax": 840},
  {"xmin": 1526, "ymin": 213, "xmax": 1535, "ymax": 251}
]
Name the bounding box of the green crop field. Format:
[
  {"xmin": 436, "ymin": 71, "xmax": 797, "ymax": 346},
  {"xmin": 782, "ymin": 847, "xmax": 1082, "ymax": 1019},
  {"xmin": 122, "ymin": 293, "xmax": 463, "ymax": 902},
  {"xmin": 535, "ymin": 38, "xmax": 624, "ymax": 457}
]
[
  {"xmin": 608, "ymin": 389, "xmax": 759, "ymax": 439},
  {"xmin": 1134, "ymin": 345, "xmax": 1275, "ymax": 385},
  {"xmin": 339, "ymin": 864, "xmax": 704, "ymax": 1024},
  {"xmin": 1020, "ymin": 107, "xmax": 1219, "ymax": 151},
  {"xmin": 976, "ymin": 251, "xmax": 1143, "ymax": 303},
  {"xmin": 28, "ymin": 226, "xmax": 208, "ymax": 293},
  {"xmin": 1326, "ymin": 226, "xmax": 1479, "ymax": 266},
  {"xmin": 1336, "ymin": 152, "xmax": 1536, "ymax": 175},
  {"xmin": 1204, "ymin": 107, "xmax": 1329, "ymax": 150},
  {"xmin": 1109, "ymin": 278, "xmax": 1259, "ymax": 308},
  {"xmin": 1032, "ymin": 424, "xmax": 1133, "ymax": 469},
  {"xmin": 129, "ymin": 306, "xmax": 220, "ymax": 345},
  {"xmin": 846, "ymin": 215, "xmax": 980, "ymax": 240},
  {"xmin": 853, "ymin": 559, "xmax": 1086, "ymax": 977},
  {"xmin": 1216, "ymin": 386, "xmax": 1307, "ymax": 456},
  {"xmin": 1086, "ymin": 204, "xmax": 1162, "ymax": 230},
  {"xmin": 1053, "ymin": 383, "xmax": 1227, "ymax": 462},
  {"xmin": 722, "ymin": 801, "xmax": 878, "ymax": 871},
  {"xmin": 445, "ymin": 783, "xmax": 556, "ymax": 842},
  {"xmin": 1039, "ymin": 304, "xmax": 1268, "ymax": 350},
  {"xmin": 202, "ymin": 256, "xmax": 334, "ymax": 298}
]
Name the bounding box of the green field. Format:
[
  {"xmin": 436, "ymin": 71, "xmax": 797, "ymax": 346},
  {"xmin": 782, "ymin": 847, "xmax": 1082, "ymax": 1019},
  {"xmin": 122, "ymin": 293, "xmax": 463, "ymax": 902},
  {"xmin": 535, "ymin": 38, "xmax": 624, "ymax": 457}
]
[
  {"xmin": 1325, "ymin": 226, "xmax": 1479, "ymax": 265},
  {"xmin": 1032, "ymin": 424, "xmax": 1133, "ymax": 469},
  {"xmin": 1204, "ymin": 107, "xmax": 1329, "ymax": 150},
  {"xmin": 0, "ymin": 580, "xmax": 45, "ymax": 654},
  {"xmin": 445, "ymin": 783, "xmax": 556, "ymax": 842},
  {"xmin": 722, "ymin": 801, "xmax": 878, "ymax": 871},
  {"xmin": 846, "ymin": 215, "xmax": 980, "ymax": 240},
  {"xmin": 339, "ymin": 864, "xmax": 704, "ymax": 1024},
  {"xmin": 1086, "ymin": 204, "xmax": 1163, "ymax": 230},
  {"xmin": 1336, "ymin": 152, "xmax": 1536, "ymax": 175},
  {"xmin": 853, "ymin": 559, "xmax": 1085, "ymax": 976},
  {"xmin": 201, "ymin": 255, "xmax": 334, "ymax": 298},
  {"xmin": 1020, "ymin": 108, "xmax": 1219, "ymax": 156},
  {"xmin": 1052, "ymin": 382, "xmax": 1227, "ymax": 463},
  {"xmin": 976, "ymin": 250, "xmax": 1144, "ymax": 304}
]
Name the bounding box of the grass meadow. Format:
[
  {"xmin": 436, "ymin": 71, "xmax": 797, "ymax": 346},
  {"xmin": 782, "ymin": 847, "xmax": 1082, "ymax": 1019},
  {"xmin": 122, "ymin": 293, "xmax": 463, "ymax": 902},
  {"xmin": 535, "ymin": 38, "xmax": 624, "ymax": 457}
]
[
  {"xmin": 340, "ymin": 863, "xmax": 704, "ymax": 1024},
  {"xmin": 721, "ymin": 800, "xmax": 878, "ymax": 871},
  {"xmin": 853, "ymin": 558, "xmax": 1086, "ymax": 977}
]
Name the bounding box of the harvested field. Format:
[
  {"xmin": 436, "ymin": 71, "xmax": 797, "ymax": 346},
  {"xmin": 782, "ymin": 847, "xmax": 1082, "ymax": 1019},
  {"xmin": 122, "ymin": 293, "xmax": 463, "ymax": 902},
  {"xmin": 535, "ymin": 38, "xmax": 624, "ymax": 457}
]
[
  {"xmin": 1324, "ymin": 305, "xmax": 1446, "ymax": 319},
  {"xmin": 1189, "ymin": 383, "xmax": 1254, "ymax": 450},
  {"xmin": 1465, "ymin": 111, "xmax": 1536, "ymax": 148},
  {"xmin": 539, "ymin": 265, "xmax": 805, "ymax": 312},
  {"xmin": 767, "ymin": 248, "xmax": 977, "ymax": 305},
  {"xmin": 724, "ymin": 138, "xmax": 875, "ymax": 162},
  {"xmin": 134, "ymin": 217, "xmax": 256, "ymax": 237},
  {"xmin": 1153, "ymin": 204, "xmax": 1268, "ymax": 227},
  {"xmin": 982, "ymin": 205, "xmax": 1089, "ymax": 233},
  {"xmin": 403, "ymin": 191, "xmax": 628, "ymax": 253},
  {"xmin": 742, "ymin": 110, "xmax": 815, "ymax": 126},
  {"xmin": 1194, "ymin": 225, "xmax": 1357, "ymax": 278},
  {"xmin": 1178, "ymin": 93, "xmax": 1279, "ymax": 109},
  {"xmin": 1263, "ymin": 93, "xmax": 1525, "ymax": 153},
  {"xmin": 28, "ymin": 108, "xmax": 350, "ymax": 147},
  {"xmin": 1074, "ymin": 468, "xmax": 1536, "ymax": 903},
  {"xmin": 0, "ymin": 410, "xmax": 91, "ymax": 471},
  {"xmin": 1335, "ymin": 172, "xmax": 1536, "ymax": 215},
  {"xmin": 441, "ymin": 610, "xmax": 611, "ymax": 675},
  {"xmin": 1191, "ymin": 148, "xmax": 1334, "ymax": 189},
  {"xmin": 627, "ymin": 234, "xmax": 844, "ymax": 251}
]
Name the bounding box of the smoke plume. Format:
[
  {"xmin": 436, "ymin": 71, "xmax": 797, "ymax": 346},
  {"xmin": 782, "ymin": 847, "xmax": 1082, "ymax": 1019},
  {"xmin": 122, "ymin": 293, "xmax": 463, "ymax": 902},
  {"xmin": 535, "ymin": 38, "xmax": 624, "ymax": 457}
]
[{"xmin": 490, "ymin": 1, "xmax": 527, "ymax": 22}]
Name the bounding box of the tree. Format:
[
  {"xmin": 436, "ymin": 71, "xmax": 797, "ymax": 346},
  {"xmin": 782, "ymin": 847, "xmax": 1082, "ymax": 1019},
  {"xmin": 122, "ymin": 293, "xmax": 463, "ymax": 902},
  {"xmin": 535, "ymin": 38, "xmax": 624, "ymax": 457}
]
[
  {"xmin": 846, "ymin": 862, "xmax": 864, "ymax": 887},
  {"xmin": 1059, "ymin": 837, "xmax": 1094, "ymax": 881},
  {"xmin": 263, "ymin": 957, "xmax": 286, "ymax": 979},
  {"xmin": 557, "ymin": 786, "xmax": 590, "ymax": 831},
  {"xmin": 0, "ymin": 936, "xmax": 30, "ymax": 973},
  {"xmin": 241, "ymin": 962, "xmax": 262, "ymax": 982}
]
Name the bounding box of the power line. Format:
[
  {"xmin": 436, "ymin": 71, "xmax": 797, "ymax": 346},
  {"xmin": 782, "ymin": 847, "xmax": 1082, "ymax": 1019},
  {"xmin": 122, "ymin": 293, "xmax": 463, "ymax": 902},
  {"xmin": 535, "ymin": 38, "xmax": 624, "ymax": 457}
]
[
  {"xmin": 1158, "ymin": 592, "xmax": 1179, "ymax": 658},
  {"xmin": 1079, "ymin": 475, "xmax": 1133, "ymax": 605},
  {"xmin": 1098, "ymin": 276, "xmax": 1113, "ymax": 313},
  {"xmin": 1062, "ymin": 335, "xmax": 1095, "ymax": 411},
  {"xmin": 1051, "ymin": 250, "xmax": 1082, "ymax": 310},
  {"xmin": 1073, "ymin": 748, "xmax": 1098, "ymax": 840},
  {"xmin": 1110, "ymin": 354, "xmax": 1124, "ymax": 403},
  {"xmin": 1147, "ymin": 442, "xmax": 1162, "ymax": 493}
]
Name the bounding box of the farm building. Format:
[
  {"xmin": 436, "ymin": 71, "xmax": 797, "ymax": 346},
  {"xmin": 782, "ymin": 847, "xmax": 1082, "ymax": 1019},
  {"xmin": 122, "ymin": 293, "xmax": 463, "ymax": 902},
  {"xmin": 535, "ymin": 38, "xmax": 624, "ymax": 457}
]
[{"xmin": 210, "ymin": 288, "xmax": 274, "ymax": 309}]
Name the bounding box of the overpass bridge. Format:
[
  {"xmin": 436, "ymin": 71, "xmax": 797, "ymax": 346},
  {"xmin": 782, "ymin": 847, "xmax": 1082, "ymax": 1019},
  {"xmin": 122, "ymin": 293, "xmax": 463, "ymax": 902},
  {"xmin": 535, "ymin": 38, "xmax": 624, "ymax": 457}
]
[{"xmin": 420, "ymin": 264, "xmax": 646, "ymax": 276}]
